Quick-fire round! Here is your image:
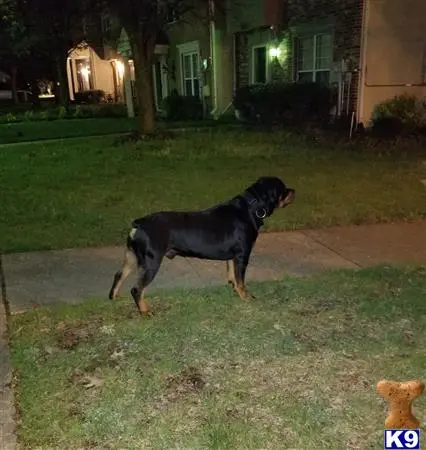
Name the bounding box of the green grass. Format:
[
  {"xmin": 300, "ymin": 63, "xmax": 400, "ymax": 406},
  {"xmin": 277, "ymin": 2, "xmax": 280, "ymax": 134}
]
[
  {"xmin": 0, "ymin": 115, "xmax": 230, "ymax": 145},
  {"xmin": 0, "ymin": 117, "xmax": 138, "ymax": 144},
  {"xmin": 1, "ymin": 128, "xmax": 426, "ymax": 253},
  {"xmin": 10, "ymin": 265, "xmax": 426, "ymax": 449}
]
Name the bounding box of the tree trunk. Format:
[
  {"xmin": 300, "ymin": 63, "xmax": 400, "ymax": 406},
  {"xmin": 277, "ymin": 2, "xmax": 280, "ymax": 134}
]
[
  {"xmin": 131, "ymin": 36, "xmax": 156, "ymax": 134},
  {"xmin": 11, "ymin": 66, "xmax": 18, "ymax": 104},
  {"xmin": 55, "ymin": 56, "xmax": 69, "ymax": 108}
]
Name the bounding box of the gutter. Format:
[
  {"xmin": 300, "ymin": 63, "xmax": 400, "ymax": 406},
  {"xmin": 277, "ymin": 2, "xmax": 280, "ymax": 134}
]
[
  {"xmin": 209, "ymin": 0, "xmax": 219, "ymax": 118},
  {"xmin": 356, "ymin": 0, "xmax": 369, "ymax": 125}
]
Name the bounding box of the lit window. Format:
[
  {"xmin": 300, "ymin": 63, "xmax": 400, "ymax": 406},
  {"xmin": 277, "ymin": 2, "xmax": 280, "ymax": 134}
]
[
  {"xmin": 296, "ymin": 33, "xmax": 332, "ymax": 84},
  {"xmin": 181, "ymin": 52, "xmax": 200, "ymax": 97},
  {"xmin": 252, "ymin": 46, "xmax": 267, "ymax": 84}
]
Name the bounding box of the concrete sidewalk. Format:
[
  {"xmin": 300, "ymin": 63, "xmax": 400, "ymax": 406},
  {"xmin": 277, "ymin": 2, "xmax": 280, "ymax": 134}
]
[
  {"xmin": 3, "ymin": 221, "xmax": 426, "ymax": 314},
  {"xmin": 1, "ymin": 220, "xmax": 426, "ymax": 450}
]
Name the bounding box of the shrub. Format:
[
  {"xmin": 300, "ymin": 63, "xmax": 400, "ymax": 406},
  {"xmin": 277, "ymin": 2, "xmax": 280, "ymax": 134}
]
[
  {"xmin": 88, "ymin": 104, "xmax": 127, "ymax": 118},
  {"xmin": 58, "ymin": 106, "xmax": 67, "ymax": 119},
  {"xmin": 73, "ymin": 105, "xmax": 82, "ymax": 118},
  {"xmin": 23, "ymin": 110, "xmax": 34, "ymax": 121},
  {"xmin": 371, "ymin": 93, "xmax": 426, "ymax": 133},
  {"xmin": 39, "ymin": 110, "xmax": 50, "ymax": 120},
  {"xmin": 74, "ymin": 89, "xmax": 106, "ymax": 104},
  {"xmin": 233, "ymin": 82, "xmax": 333, "ymax": 126},
  {"xmin": 163, "ymin": 90, "xmax": 203, "ymax": 121},
  {"xmin": 5, "ymin": 112, "xmax": 17, "ymax": 123}
]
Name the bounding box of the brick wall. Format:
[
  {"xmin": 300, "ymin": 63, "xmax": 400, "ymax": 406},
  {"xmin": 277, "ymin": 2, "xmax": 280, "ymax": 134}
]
[
  {"xmin": 286, "ymin": 0, "xmax": 364, "ymax": 112},
  {"xmin": 234, "ymin": 0, "xmax": 365, "ymax": 112}
]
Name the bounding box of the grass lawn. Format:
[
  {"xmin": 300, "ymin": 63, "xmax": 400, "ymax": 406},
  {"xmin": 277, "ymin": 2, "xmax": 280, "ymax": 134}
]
[
  {"xmin": 0, "ymin": 117, "xmax": 225, "ymax": 145},
  {"xmin": 1, "ymin": 128, "xmax": 426, "ymax": 253},
  {"xmin": 10, "ymin": 265, "xmax": 426, "ymax": 449},
  {"xmin": 0, "ymin": 118, "xmax": 138, "ymax": 144}
]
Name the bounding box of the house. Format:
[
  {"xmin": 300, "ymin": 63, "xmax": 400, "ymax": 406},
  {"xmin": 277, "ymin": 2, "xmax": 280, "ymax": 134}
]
[
  {"xmin": 66, "ymin": 0, "xmax": 426, "ymax": 126},
  {"xmin": 230, "ymin": 0, "xmax": 426, "ymax": 125},
  {"xmin": 66, "ymin": 0, "xmax": 234, "ymax": 117},
  {"xmin": 66, "ymin": 10, "xmax": 126, "ymax": 103}
]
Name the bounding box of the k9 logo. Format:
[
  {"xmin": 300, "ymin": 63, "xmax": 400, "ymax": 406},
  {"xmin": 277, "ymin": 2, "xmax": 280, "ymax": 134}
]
[{"xmin": 384, "ymin": 429, "xmax": 420, "ymax": 449}]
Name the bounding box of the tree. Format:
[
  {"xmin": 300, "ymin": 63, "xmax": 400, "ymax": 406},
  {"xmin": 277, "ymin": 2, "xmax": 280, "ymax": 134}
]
[
  {"xmin": 16, "ymin": 0, "xmax": 89, "ymax": 106},
  {"xmin": 102, "ymin": 0, "xmax": 212, "ymax": 134},
  {"xmin": 0, "ymin": 0, "xmax": 35, "ymax": 102}
]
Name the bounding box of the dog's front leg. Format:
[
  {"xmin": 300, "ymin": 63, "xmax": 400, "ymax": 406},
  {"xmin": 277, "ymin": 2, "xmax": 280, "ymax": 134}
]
[{"xmin": 232, "ymin": 255, "xmax": 255, "ymax": 301}]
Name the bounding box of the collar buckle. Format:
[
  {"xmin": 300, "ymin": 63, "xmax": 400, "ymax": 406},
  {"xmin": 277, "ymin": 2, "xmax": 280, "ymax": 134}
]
[{"xmin": 255, "ymin": 208, "xmax": 267, "ymax": 219}]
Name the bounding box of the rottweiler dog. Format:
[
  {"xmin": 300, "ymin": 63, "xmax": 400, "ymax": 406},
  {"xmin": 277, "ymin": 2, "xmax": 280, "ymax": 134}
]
[{"xmin": 109, "ymin": 177, "xmax": 295, "ymax": 315}]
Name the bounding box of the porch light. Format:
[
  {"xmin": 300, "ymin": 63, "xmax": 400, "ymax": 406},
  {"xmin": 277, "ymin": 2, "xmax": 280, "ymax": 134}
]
[
  {"xmin": 269, "ymin": 47, "xmax": 281, "ymax": 58},
  {"xmin": 80, "ymin": 66, "xmax": 91, "ymax": 78}
]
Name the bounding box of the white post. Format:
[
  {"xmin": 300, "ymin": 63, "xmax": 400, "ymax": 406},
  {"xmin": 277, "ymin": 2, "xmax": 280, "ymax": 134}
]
[{"xmin": 123, "ymin": 58, "xmax": 135, "ymax": 118}]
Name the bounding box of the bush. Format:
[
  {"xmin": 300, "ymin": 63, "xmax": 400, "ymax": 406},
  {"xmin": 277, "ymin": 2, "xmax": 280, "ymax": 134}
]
[
  {"xmin": 58, "ymin": 106, "xmax": 67, "ymax": 119},
  {"xmin": 5, "ymin": 112, "xmax": 17, "ymax": 123},
  {"xmin": 371, "ymin": 93, "xmax": 426, "ymax": 134},
  {"xmin": 23, "ymin": 110, "xmax": 34, "ymax": 121},
  {"xmin": 39, "ymin": 110, "xmax": 50, "ymax": 120},
  {"xmin": 163, "ymin": 90, "xmax": 203, "ymax": 121},
  {"xmin": 233, "ymin": 82, "xmax": 333, "ymax": 126},
  {"xmin": 74, "ymin": 89, "xmax": 106, "ymax": 104},
  {"xmin": 86, "ymin": 104, "xmax": 127, "ymax": 118}
]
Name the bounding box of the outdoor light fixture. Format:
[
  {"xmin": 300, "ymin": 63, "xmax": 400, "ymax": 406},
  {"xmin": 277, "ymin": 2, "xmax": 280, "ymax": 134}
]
[
  {"xmin": 80, "ymin": 66, "xmax": 91, "ymax": 78},
  {"xmin": 269, "ymin": 47, "xmax": 281, "ymax": 58}
]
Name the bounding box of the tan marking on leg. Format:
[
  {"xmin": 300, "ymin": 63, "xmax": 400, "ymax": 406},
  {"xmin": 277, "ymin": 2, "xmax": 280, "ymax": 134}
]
[
  {"xmin": 111, "ymin": 250, "xmax": 136, "ymax": 299},
  {"xmin": 234, "ymin": 281, "xmax": 252, "ymax": 301},
  {"xmin": 227, "ymin": 260, "xmax": 237, "ymax": 288},
  {"xmin": 137, "ymin": 289, "xmax": 152, "ymax": 316}
]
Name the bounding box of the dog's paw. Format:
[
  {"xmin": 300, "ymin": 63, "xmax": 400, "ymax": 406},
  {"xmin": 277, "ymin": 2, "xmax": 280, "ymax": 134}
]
[{"xmin": 240, "ymin": 291, "xmax": 256, "ymax": 301}]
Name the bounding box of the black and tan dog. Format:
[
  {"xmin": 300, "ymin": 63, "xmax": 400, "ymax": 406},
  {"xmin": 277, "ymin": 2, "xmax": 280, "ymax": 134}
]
[{"xmin": 109, "ymin": 177, "xmax": 295, "ymax": 315}]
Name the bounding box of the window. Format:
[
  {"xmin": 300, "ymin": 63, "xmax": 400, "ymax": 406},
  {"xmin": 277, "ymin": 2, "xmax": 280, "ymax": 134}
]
[
  {"xmin": 181, "ymin": 52, "xmax": 200, "ymax": 97},
  {"xmin": 296, "ymin": 33, "xmax": 332, "ymax": 84},
  {"xmin": 252, "ymin": 46, "xmax": 267, "ymax": 84}
]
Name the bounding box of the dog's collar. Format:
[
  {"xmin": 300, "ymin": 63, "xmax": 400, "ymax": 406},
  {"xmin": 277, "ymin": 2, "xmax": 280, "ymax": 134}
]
[{"xmin": 240, "ymin": 188, "xmax": 269, "ymax": 229}]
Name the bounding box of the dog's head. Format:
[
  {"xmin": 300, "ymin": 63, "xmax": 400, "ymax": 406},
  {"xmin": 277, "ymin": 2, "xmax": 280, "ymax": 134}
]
[{"xmin": 248, "ymin": 177, "xmax": 295, "ymax": 217}]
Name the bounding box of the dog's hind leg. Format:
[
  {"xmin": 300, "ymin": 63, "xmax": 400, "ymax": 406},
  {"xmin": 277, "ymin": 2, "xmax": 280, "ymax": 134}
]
[
  {"xmin": 226, "ymin": 260, "xmax": 237, "ymax": 292},
  {"xmin": 130, "ymin": 254, "xmax": 163, "ymax": 316},
  {"xmin": 109, "ymin": 249, "xmax": 137, "ymax": 300}
]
